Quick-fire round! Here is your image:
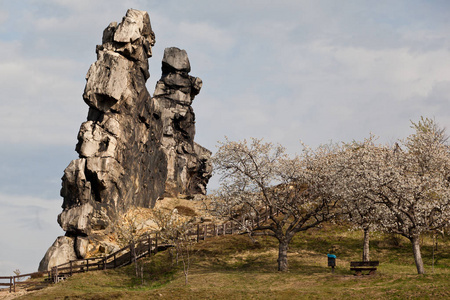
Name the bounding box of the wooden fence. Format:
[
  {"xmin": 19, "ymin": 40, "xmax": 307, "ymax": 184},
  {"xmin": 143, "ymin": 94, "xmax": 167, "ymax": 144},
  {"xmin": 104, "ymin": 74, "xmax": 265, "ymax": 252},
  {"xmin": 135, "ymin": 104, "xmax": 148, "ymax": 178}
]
[
  {"xmin": 47, "ymin": 219, "xmax": 265, "ymax": 283},
  {"xmin": 49, "ymin": 234, "xmax": 161, "ymax": 283},
  {"xmin": 49, "ymin": 221, "xmax": 249, "ymax": 282},
  {"xmin": 0, "ymin": 272, "xmax": 49, "ymax": 293},
  {"xmin": 1, "ymin": 212, "xmax": 273, "ymax": 292}
]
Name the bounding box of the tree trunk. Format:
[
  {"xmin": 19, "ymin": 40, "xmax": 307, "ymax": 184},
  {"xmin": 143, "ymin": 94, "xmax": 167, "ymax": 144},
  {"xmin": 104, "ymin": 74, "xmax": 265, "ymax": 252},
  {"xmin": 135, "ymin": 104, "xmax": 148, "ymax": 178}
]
[
  {"xmin": 411, "ymin": 235, "xmax": 425, "ymax": 274},
  {"xmin": 362, "ymin": 228, "xmax": 370, "ymax": 262},
  {"xmin": 277, "ymin": 240, "xmax": 289, "ymax": 272}
]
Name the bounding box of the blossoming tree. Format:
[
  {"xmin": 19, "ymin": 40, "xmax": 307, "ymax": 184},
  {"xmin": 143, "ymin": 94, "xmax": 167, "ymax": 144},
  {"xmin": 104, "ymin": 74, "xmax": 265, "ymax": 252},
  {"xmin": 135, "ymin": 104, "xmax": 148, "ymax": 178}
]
[
  {"xmin": 340, "ymin": 118, "xmax": 450, "ymax": 274},
  {"xmin": 212, "ymin": 138, "xmax": 341, "ymax": 271},
  {"xmin": 334, "ymin": 136, "xmax": 386, "ymax": 262}
]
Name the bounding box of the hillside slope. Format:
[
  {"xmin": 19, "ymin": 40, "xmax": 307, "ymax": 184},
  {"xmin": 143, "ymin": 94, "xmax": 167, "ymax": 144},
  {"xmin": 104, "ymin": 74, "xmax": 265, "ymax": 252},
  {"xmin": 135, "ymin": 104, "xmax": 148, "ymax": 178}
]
[{"xmin": 10, "ymin": 223, "xmax": 450, "ymax": 299}]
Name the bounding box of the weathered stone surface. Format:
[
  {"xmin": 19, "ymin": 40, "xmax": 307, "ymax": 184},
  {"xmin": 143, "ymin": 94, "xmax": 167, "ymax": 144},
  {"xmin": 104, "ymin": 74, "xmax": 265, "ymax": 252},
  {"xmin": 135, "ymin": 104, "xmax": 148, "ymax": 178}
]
[
  {"xmin": 58, "ymin": 202, "xmax": 94, "ymax": 234},
  {"xmin": 38, "ymin": 236, "xmax": 77, "ymax": 272},
  {"xmin": 162, "ymin": 47, "xmax": 191, "ymax": 72},
  {"xmin": 153, "ymin": 47, "xmax": 212, "ymax": 197},
  {"xmin": 39, "ymin": 10, "xmax": 211, "ymax": 272},
  {"xmin": 83, "ymin": 51, "xmax": 132, "ymax": 112},
  {"xmin": 75, "ymin": 236, "xmax": 89, "ymax": 258},
  {"xmin": 114, "ymin": 10, "xmax": 147, "ymax": 43}
]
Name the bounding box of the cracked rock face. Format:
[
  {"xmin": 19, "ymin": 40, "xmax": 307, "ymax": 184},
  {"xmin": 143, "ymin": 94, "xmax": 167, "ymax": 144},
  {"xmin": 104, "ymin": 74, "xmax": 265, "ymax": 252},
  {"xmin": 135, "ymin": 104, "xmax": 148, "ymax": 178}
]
[{"xmin": 39, "ymin": 9, "xmax": 211, "ymax": 272}]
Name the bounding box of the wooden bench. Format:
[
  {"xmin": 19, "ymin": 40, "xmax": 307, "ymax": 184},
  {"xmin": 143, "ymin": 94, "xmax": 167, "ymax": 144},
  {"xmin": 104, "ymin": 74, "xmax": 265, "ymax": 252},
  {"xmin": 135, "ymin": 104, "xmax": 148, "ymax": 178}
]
[{"xmin": 350, "ymin": 261, "xmax": 379, "ymax": 276}]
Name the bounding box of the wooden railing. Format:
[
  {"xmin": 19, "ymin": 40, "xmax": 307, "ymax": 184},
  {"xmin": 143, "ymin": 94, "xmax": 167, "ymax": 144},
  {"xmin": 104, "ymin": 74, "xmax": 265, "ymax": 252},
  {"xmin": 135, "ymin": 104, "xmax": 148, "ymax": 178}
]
[
  {"xmin": 0, "ymin": 272, "xmax": 49, "ymax": 293},
  {"xmin": 48, "ymin": 221, "xmax": 243, "ymax": 283},
  {"xmin": 1, "ymin": 211, "xmax": 274, "ymax": 291},
  {"xmin": 49, "ymin": 234, "xmax": 162, "ymax": 283}
]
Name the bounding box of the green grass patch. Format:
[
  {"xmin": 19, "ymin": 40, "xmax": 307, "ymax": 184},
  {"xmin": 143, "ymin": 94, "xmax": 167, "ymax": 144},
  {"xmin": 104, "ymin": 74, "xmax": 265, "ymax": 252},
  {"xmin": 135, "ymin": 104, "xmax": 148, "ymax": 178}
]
[{"xmin": 17, "ymin": 223, "xmax": 450, "ymax": 299}]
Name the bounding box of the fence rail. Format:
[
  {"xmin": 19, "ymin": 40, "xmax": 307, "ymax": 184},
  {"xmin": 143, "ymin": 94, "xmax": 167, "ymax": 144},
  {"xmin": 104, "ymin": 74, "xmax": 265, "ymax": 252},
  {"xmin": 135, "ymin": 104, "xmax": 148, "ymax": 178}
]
[
  {"xmin": 0, "ymin": 272, "xmax": 49, "ymax": 293},
  {"xmin": 47, "ymin": 220, "xmax": 250, "ymax": 283},
  {"xmin": 1, "ymin": 210, "xmax": 274, "ymax": 292}
]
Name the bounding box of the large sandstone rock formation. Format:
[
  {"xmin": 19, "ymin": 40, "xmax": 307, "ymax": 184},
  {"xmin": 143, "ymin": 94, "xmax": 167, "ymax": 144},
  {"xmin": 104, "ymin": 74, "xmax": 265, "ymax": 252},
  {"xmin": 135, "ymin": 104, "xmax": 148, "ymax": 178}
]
[{"xmin": 39, "ymin": 9, "xmax": 211, "ymax": 272}]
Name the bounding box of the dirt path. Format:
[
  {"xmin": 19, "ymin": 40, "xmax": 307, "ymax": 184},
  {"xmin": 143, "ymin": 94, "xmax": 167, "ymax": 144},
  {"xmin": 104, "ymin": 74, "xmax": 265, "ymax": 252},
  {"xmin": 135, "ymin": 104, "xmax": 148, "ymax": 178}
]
[{"xmin": 0, "ymin": 289, "xmax": 29, "ymax": 299}]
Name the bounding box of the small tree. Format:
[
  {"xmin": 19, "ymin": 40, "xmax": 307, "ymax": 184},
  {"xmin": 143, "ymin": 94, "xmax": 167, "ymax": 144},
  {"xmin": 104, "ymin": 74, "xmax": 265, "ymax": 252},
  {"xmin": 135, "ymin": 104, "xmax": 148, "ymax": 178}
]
[
  {"xmin": 152, "ymin": 208, "xmax": 196, "ymax": 285},
  {"xmin": 115, "ymin": 211, "xmax": 145, "ymax": 281},
  {"xmin": 13, "ymin": 269, "xmax": 25, "ymax": 282},
  {"xmin": 212, "ymin": 138, "xmax": 341, "ymax": 271}
]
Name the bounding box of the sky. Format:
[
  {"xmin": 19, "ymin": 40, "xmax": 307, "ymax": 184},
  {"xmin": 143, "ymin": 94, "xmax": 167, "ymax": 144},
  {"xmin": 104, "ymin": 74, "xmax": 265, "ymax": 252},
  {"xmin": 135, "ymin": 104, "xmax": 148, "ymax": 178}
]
[{"xmin": 0, "ymin": 0, "xmax": 449, "ymax": 276}]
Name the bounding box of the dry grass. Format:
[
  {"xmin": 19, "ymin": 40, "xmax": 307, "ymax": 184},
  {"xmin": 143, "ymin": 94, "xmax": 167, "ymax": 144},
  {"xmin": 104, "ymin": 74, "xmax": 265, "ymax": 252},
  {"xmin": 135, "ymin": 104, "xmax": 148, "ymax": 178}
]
[
  {"xmin": 174, "ymin": 205, "xmax": 197, "ymax": 217},
  {"xmin": 12, "ymin": 223, "xmax": 450, "ymax": 299}
]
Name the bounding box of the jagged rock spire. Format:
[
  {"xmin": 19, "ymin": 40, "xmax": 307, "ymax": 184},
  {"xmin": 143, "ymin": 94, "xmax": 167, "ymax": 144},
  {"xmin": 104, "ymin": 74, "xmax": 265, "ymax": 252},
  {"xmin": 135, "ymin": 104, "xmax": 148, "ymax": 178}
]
[
  {"xmin": 58, "ymin": 9, "xmax": 166, "ymax": 240},
  {"xmin": 39, "ymin": 9, "xmax": 212, "ymax": 272},
  {"xmin": 153, "ymin": 47, "xmax": 212, "ymax": 197}
]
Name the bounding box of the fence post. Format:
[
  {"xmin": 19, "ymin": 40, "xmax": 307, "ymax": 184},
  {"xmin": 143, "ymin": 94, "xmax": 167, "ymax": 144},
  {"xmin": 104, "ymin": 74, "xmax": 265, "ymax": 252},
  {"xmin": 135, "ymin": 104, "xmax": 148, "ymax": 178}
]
[
  {"xmin": 13, "ymin": 276, "xmax": 15, "ymax": 293},
  {"xmin": 204, "ymin": 224, "xmax": 208, "ymax": 240},
  {"xmin": 214, "ymin": 224, "xmax": 218, "ymax": 236},
  {"xmin": 9, "ymin": 276, "xmax": 12, "ymax": 293},
  {"xmin": 148, "ymin": 235, "xmax": 152, "ymax": 256},
  {"xmin": 53, "ymin": 267, "xmax": 58, "ymax": 283},
  {"xmin": 86, "ymin": 259, "xmax": 89, "ymax": 272},
  {"xmin": 197, "ymin": 224, "xmax": 200, "ymax": 242},
  {"xmin": 129, "ymin": 244, "xmax": 133, "ymax": 265},
  {"xmin": 103, "ymin": 257, "xmax": 107, "ymax": 270},
  {"xmin": 223, "ymin": 223, "xmax": 226, "ymax": 235}
]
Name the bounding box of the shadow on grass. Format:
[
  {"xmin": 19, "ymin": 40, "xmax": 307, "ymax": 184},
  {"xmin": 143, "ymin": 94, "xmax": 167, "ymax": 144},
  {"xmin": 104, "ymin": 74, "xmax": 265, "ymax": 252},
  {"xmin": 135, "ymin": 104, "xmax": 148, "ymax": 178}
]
[{"xmin": 113, "ymin": 252, "xmax": 177, "ymax": 290}]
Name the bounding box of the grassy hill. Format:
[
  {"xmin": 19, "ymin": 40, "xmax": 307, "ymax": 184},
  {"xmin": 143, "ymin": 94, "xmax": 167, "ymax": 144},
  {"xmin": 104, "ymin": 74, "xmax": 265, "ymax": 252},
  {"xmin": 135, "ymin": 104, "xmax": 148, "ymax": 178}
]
[{"xmin": 14, "ymin": 223, "xmax": 450, "ymax": 299}]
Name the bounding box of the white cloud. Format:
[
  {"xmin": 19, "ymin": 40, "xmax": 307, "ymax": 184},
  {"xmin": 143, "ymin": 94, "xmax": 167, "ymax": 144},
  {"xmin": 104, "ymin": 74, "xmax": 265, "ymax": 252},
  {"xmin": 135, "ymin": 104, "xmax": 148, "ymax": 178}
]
[
  {"xmin": 0, "ymin": 193, "xmax": 64, "ymax": 275},
  {"xmin": 0, "ymin": 10, "xmax": 8, "ymax": 26},
  {"xmin": 177, "ymin": 21, "xmax": 236, "ymax": 52},
  {"xmin": 0, "ymin": 40, "xmax": 87, "ymax": 145},
  {"xmin": 331, "ymin": 46, "xmax": 448, "ymax": 100}
]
